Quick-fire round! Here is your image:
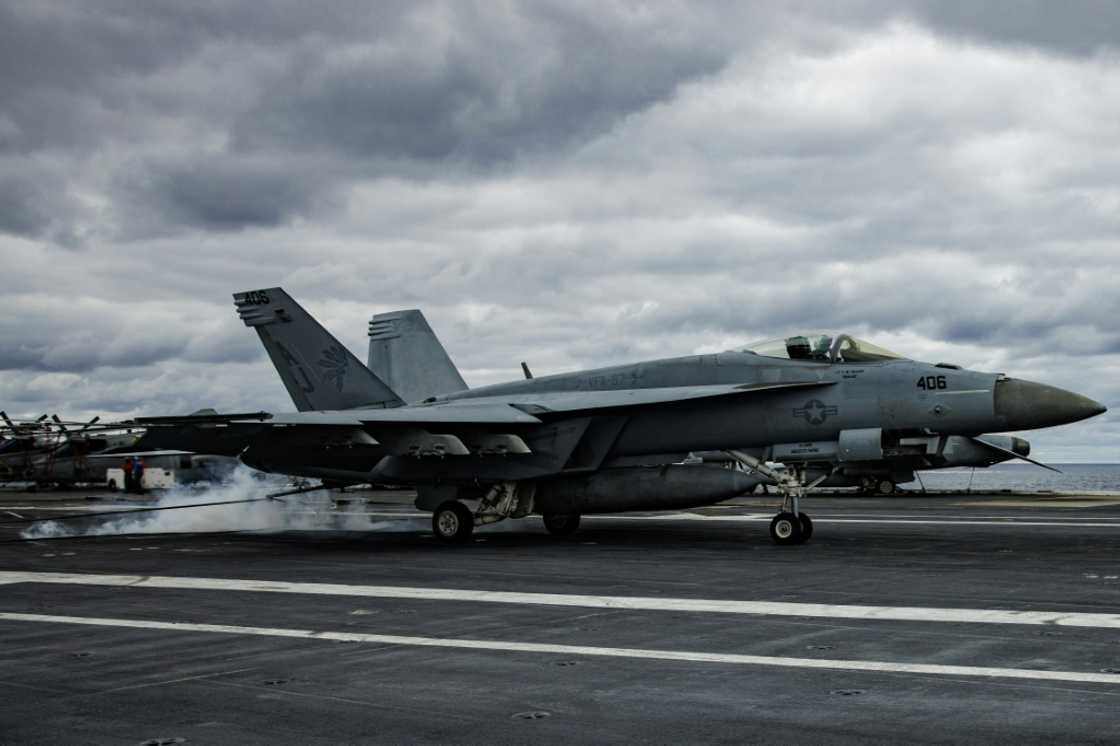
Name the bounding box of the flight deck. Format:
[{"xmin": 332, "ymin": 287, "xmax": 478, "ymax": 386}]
[{"xmin": 1, "ymin": 488, "xmax": 1119, "ymax": 744}]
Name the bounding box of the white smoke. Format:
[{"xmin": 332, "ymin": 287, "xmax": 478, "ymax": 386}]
[{"xmin": 20, "ymin": 467, "xmax": 427, "ymax": 539}]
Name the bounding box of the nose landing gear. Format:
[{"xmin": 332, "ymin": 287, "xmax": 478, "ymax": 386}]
[{"xmin": 728, "ymin": 450, "xmax": 827, "ymax": 545}]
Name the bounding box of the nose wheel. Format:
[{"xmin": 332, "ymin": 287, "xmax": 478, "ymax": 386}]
[
  {"xmin": 769, "ymin": 511, "xmax": 813, "ymax": 545},
  {"xmin": 769, "ymin": 486, "xmax": 815, "ymax": 545}
]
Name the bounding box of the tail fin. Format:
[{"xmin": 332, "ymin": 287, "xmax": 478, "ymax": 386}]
[
  {"xmin": 368, "ymin": 310, "xmax": 468, "ymax": 403},
  {"xmin": 235, "ymin": 288, "xmax": 404, "ymax": 411}
]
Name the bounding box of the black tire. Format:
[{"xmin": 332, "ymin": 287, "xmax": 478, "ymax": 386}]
[
  {"xmin": 542, "ymin": 512, "xmax": 581, "ymax": 537},
  {"xmin": 432, "ymin": 501, "xmax": 474, "ymax": 543},
  {"xmin": 798, "ymin": 512, "xmax": 813, "ymax": 542},
  {"xmin": 769, "ymin": 511, "xmax": 804, "ymax": 546},
  {"xmin": 876, "ymin": 478, "xmax": 896, "ymax": 496}
]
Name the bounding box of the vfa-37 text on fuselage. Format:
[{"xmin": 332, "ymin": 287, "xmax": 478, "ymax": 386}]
[{"xmin": 143, "ymin": 288, "xmax": 1105, "ymax": 546}]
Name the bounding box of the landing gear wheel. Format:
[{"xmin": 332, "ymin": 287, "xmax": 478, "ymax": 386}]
[
  {"xmin": 770, "ymin": 511, "xmax": 804, "ymax": 546},
  {"xmin": 542, "ymin": 512, "xmax": 581, "ymax": 537},
  {"xmin": 876, "ymin": 478, "xmax": 896, "ymax": 496},
  {"xmin": 432, "ymin": 500, "xmax": 474, "ymax": 543},
  {"xmin": 798, "ymin": 512, "xmax": 813, "ymax": 542}
]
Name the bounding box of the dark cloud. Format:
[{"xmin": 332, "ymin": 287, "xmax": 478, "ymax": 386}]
[
  {"xmin": 0, "ymin": 163, "xmax": 60, "ymax": 238},
  {"xmin": 234, "ymin": 3, "xmax": 734, "ymax": 166},
  {"xmin": 900, "ymin": 0, "xmax": 1120, "ymax": 57},
  {"xmin": 0, "ymin": 2, "xmax": 787, "ymax": 234},
  {"xmin": 124, "ymin": 155, "xmax": 332, "ymax": 231},
  {"xmin": 0, "ymin": 296, "xmax": 261, "ymax": 373}
]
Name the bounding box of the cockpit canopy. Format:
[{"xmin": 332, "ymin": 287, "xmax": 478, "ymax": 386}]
[{"xmin": 741, "ymin": 333, "xmax": 906, "ymax": 364}]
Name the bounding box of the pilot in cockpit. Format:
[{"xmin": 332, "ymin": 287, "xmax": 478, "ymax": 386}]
[
  {"xmin": 812, "ymin": 335, "xmax": 833, "ymax": 360},
  {"xmin": 786, "ymin": 334, "xmax": 834, "ymax": 361}
]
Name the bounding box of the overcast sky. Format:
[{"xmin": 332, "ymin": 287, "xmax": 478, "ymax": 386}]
[{"xmin": 1, "ymin": 1, "xmax": 1117, "ymax": 461}]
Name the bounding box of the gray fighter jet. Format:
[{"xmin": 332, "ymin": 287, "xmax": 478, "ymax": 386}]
[
  {"xmin": 192, "ymin": 287, "xmax": 1106, "ymax": 545},
  {"xmin": 366, "ymin": 312, "xmax": 1040, "ymax": 496}
]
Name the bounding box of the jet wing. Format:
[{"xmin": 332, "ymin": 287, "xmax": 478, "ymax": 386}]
[
  {"xmin": 354, "ymin": 379, "xmax": 833, "ymax": 466},
  {"xmin": 131, "ymin": 381, "xmax": 832, "ymax": 463},
  {"xmin": 255, "ymin": 380, "xmax": 831, "ymax": 429}
]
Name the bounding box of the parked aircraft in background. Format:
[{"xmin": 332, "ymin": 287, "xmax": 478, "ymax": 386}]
[{"xmin": 0, "ymin": 413, "xmax": 142, "ymax": 486}]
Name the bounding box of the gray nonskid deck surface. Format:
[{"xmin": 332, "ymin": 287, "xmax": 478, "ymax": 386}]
[{"xmin": 1, "ymin": 490, "xmax": 1120, "ymax": 745}]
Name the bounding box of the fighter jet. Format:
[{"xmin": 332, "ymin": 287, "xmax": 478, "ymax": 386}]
[
  {"xmin": 366, "ymin": 312, "xmax": 1042, "ymax": 496},
  {"xmin": 166, "ymin": 287, "xmax": 1102, "ymax": 546}
]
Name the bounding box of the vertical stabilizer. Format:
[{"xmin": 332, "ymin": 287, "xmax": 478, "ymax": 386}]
[
  {"xmin": 368, "ymin": 310, "xmax": 468, "ymax": 403},
  {"xmin": 234, "ymin": 288, "xmax": 404, "ymax": 411}
]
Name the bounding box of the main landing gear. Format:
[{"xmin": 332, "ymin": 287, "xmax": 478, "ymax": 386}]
[
  {"xmin": 431, "ymin": 483, "xmax": 539, "ymax": 543},
  {"xmin": 728, "ymin": 450, "xmax": 828, "ymax": 546},
  {"xmin": 432, "ymin": 498, "xmax": 584, "ymax": 543}
]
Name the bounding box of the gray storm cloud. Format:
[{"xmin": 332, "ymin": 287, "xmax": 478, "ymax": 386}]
[{"xmin": 0, "ymin": 1, "xmax": 1116, "ymax": 461}]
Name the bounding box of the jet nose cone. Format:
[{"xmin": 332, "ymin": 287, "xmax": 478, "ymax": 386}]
[{"xmin": 995, "ymin": 379, "xmax": 1107, "ymax": 430}]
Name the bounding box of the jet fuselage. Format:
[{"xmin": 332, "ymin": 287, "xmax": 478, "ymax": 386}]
[{"xmin": 438, "ymin": 352, "xmax": 1100, "ymax": 460}]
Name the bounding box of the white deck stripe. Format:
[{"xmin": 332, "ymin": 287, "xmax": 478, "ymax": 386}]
[
  {"xmin": 1, "ymin": 611, "xmax": 1118, "ymax": 685},
  {"xmin": 2, "ymin": 571, "xmax": 1119, "ymax": 629}
]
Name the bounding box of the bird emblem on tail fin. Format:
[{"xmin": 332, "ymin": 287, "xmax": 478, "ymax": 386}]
[{"xmin": 318, "ymin": 345, "xmax": 349, "ymax": 391}]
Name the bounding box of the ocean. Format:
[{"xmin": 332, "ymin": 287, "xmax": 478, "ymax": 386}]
[{"xmin": 903, "ymin": 463, "xmax": 1120, "ymax": 493}]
